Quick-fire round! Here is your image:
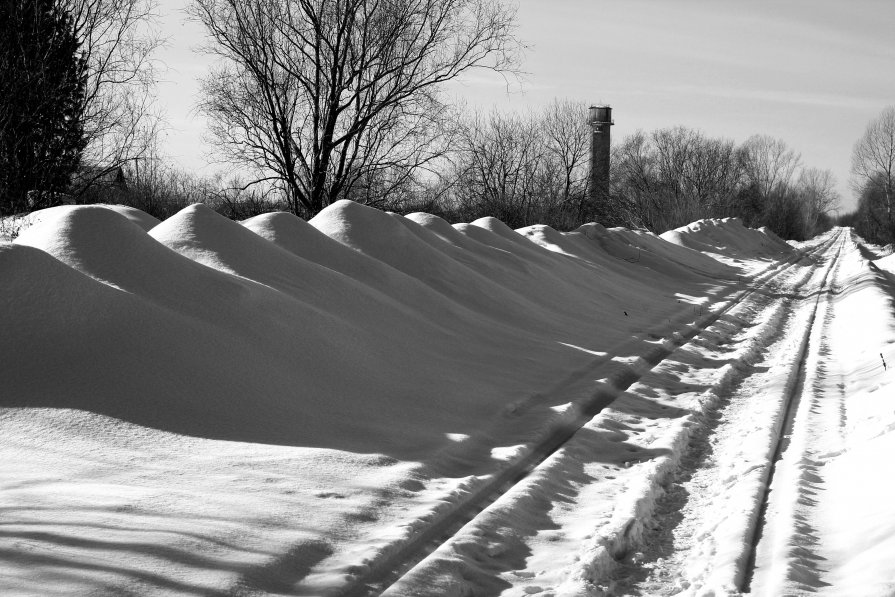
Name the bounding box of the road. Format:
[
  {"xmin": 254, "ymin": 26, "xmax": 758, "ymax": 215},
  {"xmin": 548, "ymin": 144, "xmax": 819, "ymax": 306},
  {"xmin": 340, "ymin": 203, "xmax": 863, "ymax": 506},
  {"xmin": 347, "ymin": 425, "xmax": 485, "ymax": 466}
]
[{"xmin": 334, "ymin": 227, "xmax": 895, "ymax": 596}]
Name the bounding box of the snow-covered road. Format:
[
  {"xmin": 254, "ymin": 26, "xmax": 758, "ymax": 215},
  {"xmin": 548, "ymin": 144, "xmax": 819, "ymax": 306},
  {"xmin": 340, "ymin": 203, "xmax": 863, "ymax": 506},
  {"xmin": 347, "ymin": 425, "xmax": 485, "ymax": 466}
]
[
  {"xmin": 360, "ymin": 230, "xmax": 872, "ymax": 596},
  {"xmin": 3, "ymin": 206, "xmax": 895, "ymax": 597},
  {"xmin": 349, "ymin": 228, "xmax": 895, "ymax": 596}
]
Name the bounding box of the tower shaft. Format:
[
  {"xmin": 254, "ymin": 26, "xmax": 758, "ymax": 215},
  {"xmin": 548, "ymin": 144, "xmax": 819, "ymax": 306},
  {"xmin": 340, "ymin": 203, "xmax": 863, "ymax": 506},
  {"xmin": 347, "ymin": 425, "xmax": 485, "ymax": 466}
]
[{"xmin": 589, "ymin": 105, "xmax": 613, "ymax": 200}]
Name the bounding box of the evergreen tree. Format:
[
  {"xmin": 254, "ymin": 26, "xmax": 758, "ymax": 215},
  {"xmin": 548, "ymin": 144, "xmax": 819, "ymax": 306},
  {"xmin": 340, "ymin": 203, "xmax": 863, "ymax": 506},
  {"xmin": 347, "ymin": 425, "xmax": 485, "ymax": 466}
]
[{"xmin": 0, "ymin": 0, "xmax": 86, "ymax": 214}]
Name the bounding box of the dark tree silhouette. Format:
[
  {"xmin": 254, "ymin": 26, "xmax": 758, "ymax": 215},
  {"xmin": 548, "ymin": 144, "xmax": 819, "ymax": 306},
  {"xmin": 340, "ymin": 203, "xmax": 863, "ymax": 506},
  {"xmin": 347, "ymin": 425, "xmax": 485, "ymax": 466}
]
[{"xmin": 0, "ymin": 0, "xmax": 87, "ymax": 213}]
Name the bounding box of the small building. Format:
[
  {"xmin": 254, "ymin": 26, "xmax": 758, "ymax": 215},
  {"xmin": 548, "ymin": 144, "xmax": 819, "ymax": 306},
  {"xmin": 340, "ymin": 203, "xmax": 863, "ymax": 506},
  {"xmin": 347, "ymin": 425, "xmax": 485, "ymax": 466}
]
[{"xmin": 72, "ymin": 165, "xmax": 129, "ymax": 193}]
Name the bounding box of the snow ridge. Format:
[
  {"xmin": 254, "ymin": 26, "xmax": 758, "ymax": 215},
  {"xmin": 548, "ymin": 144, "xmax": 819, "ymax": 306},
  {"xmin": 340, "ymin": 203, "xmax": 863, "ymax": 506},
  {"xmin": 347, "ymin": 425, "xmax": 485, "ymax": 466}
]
[{"xmin": 1, "ymin": 204, "xmax": 821, "ymax": 596}]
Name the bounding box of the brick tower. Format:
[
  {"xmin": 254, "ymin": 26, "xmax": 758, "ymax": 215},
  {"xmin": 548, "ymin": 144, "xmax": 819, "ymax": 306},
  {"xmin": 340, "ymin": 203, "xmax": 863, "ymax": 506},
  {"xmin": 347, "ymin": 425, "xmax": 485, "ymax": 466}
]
[{"xmin": 589, "ymin": 105, "xmax": 613, "ymax": 201}]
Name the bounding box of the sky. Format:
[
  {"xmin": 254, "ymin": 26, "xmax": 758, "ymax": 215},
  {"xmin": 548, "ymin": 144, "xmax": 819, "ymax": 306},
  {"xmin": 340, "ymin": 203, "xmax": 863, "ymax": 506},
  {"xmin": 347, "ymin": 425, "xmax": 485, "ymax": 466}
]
[{"xmin": 156, "ymin": 0, "xmax": 895, "ymax": 213}]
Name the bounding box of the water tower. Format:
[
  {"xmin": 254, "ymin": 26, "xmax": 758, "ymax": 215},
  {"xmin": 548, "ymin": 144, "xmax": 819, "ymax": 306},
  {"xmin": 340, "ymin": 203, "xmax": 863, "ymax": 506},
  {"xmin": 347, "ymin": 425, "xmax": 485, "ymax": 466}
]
[{"xmin": 589, "ymin": 105, "xmax": 613, "ymax": 200}]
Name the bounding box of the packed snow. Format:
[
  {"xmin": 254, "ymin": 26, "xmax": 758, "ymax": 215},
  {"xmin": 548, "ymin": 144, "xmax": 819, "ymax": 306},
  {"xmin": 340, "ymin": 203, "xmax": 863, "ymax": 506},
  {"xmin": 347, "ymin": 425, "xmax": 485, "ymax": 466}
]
[{"xmin": 2, "ymin": 204, "xmax": 894, "ymax": 596}]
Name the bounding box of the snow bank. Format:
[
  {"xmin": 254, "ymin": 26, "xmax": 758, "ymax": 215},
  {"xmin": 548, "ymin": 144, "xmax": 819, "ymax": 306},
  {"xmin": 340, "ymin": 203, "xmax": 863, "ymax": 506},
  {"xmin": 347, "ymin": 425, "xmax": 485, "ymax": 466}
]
[
  {"xmin": 10, "ymin": 205, "xmax": 588, "ymax": 455},
  {"xmin": 872, "ymin": 250, "xmax": 895, "ymax": 272},
  {"xmin": 660, "ymin": 217, "xmax": 793, "ymax": 262},
  {"xmin": 0, "ymin": 202, "xmax": 786, "ymax": 595},
  {"xmin": 22, "ymin": 203, "xmax": 159, "ymax": 232},
  {"xmin": 519, "ymin": 222, "xmax": 731, "ymax": 281}
]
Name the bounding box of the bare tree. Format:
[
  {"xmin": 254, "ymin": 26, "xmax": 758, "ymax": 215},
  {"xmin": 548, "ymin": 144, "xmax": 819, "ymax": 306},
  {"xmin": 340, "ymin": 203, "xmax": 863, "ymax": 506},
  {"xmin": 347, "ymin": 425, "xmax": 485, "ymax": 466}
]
[
  {"xmin": 739, "ymin": 134, "xmax": 801, "ymax": 199},
  {"xmin": 450, "ymin": 108, "xmax": 542, "ymax": 227},
  {"xmin": 735, "ymin": 134, "xmax": 805, "ymax": 236},
  {"xmin": 612, "ymin": 130, "xmax": 655, "ymax": 226},
  {"xmin": 613, "ymin": 127, "xmax": 742, "ymax": 231},
  {"xmin": 189, "ymin": 0, "xmax": 521, "ymax": 217},
  {"xmin": 851, "ymin": 105, "xmax": 895, "ymax": 227},
  {"xmin": 609, "ymin": 127, "xmax": 837, "ymax": 239},
  {"xmin": 60, "ymin": 0, "xmax": 163, "ymax": 194},
  {"xmin": 797, "ymin": 167, "xmax": 838, "ymax": 231},
  {"xmin": 442, "ymin": 102, "xmax": 622, "ymax": 229},
  {"xmin": 541, "ymin": 99, "xmax": 590, "ymax": 216}
]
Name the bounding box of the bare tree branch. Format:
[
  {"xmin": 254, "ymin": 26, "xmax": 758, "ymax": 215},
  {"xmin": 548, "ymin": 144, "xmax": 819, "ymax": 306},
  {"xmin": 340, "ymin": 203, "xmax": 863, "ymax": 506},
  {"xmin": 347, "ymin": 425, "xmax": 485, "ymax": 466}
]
[{"xmin": 189, "ymin": 0, "xmax": 522, "ymax": 217}]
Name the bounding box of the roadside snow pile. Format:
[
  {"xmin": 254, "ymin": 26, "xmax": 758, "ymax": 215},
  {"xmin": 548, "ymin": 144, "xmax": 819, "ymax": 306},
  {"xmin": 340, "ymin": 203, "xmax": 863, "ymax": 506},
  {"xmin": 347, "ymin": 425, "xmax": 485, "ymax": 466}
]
[
  {"xmin": 0, "ymin": 204, "xmax": 158, "ymax": 241},
  {"xmin": 660, "ymin": 217, "xmax": 794, "ymax": 262},
  {"xmin": 519, "ymin": 221, "xmax": 731, "ymax": 281},
  {"xmin": 871, "ymin": 250, "xmax": 895, "ymax": 273},
  {"xmin": 0, "ymin": 202, "xmax": 792, "ymax": 595}
]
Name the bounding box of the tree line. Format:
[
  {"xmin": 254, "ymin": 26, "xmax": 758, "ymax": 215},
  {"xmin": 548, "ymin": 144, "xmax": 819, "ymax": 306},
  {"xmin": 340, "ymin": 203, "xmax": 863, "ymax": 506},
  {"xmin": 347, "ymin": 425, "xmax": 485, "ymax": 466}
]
[
  {"xmin": 610, "ymin": 127, "xmax": 837, "ymax": 240},
  {"xmin": 4, "ymin": 0, "xmax": 888, "ymax": 244},
  {"xmin": 388, "ymin": 105, "xmax": 840, "ymax": 241},
  {"xmin": 839, "ymin": 106, "xmax": 895, "ymax": 246},
  {"xmin": 86, "ymin": 100, "xmax": 839, "ymax": 242}
]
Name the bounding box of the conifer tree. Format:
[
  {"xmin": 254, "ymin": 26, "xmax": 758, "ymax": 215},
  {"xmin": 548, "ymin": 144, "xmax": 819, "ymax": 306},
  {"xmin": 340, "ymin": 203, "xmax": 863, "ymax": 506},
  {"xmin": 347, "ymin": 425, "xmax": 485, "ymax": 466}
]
[{"xmin": 0, "ymin": 0, "xmax": 86, "ymax": 213}]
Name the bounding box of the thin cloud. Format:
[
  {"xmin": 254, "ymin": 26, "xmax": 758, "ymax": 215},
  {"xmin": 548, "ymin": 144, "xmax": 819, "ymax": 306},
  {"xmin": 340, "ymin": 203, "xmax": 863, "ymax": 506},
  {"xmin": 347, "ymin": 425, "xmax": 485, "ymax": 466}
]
[{"xmin": 665, "ymin": 84, "xmax": 886, "ymax": 111}]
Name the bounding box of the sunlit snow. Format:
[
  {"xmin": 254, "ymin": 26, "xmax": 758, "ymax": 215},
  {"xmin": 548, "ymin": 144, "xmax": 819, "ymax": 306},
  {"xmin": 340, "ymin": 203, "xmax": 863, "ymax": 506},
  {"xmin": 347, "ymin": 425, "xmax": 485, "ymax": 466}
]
[{"xmin": 2, "ymin": 203, "xmax": 893, "ymax": 596}]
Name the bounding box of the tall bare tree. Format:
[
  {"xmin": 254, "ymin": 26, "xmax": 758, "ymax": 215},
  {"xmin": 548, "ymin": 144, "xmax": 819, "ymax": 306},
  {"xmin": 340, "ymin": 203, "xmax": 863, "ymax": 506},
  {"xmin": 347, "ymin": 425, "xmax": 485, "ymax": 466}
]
[
  {"xmin": 450, "ymin": 108, "xmax": 542, "ymax": 227},
  {"xmin": 541, "ymin": 99, "xmax": 590, "ymax": 215},
  {"xmin": 61, "ymin": 0, "xmax": 162, "ymax": 194},
  {"xmin": 851, "ymin": 105, "xmax": 895, "ymax": 227},
  {"xmin": 189, "ymin": 0, "xmax": 520, "ymax": 217},
  {"xmin": 797, "ymin": 167, "xmax": 838, "ymax": 235},
  {"xmin": 613, "ymin": 127, "xmax": 741, "ymax": 231},
  {"xmin": 739, "ymin": 134, "xmax": 801, "ymax": 198},
  {"xmin": 609, "ymin": 127, "xmax": 835, "ymax": 239}
]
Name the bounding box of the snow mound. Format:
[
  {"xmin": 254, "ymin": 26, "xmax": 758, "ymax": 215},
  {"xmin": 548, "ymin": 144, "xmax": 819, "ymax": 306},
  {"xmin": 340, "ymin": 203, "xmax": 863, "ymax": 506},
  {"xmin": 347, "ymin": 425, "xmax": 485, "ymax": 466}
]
[
  {"xmin": 516, "ymin": 223, "xmax": 585, "ymax": 256},
  {"xmin": 241, "ymin": 210, "xmax": 379, "ymax": 274},
  {"xmin": 15, "ymin": 204, "xmax": 250, "ymax": 323},
  {"xmin": 519, "ymin": 223, "xmax": 730, "ymax": 280},
  {"xmin": 152, "ymin": 204, "xmax": 497, "ymax": 368},
  {"xmin": 24, "ymin": 203, "xmax": 160, "ymax": 232},
  {"xmin": 405, "ymin": 212, "xmax": 469, "ymax": 245},
  {"xmin": 242, "ymin": 210, "xmax": 482, "ymax": 327},
  {"xmin": 148, "ymin": 202, "xmax": 261, "ymax": 272},
  {"xmin": 874, "ymin": 252, "xmax": 895, "ymax": 271},
  {"xmin": 660, "ymin": 217, "xmax": 793, "ymax": 260},
  {"xmin": 153, "ymin": 203, "xmax": 409, "ymax": 321},
  {"xmin": 462, "ymin": 216, "xmax": 550, "ymax": 264},
  {"xmin": 0, "ymin": 240, "xmax": 317, "ymax": 446},
  {"xmin": 3, "ymin": 203, "xmax": 755, "ymax": 458},
  {"xmin": 606, "ymin": 226, "xmax": 732, "ymax": 278},
  {"xmin": 2, "ymin": 200, "xmax": 812, "ymax": 596},
  {"xmin": 310, "ymin": 200, "xmax": 454, "ymax": 277},
  {"xmin": 10, "ymin": 205, "xmax": 472, "ymax": 451},
  {"xmin": 471, "ymin": 216, "xmax": 534, "ymax": 246},
  {"xmin": 404, "ymin": 212, "xmax": 496, "ymax": 257},
  {"xmin": 310, "ymin": 200, "xmax": 548, "ymax": 323}
]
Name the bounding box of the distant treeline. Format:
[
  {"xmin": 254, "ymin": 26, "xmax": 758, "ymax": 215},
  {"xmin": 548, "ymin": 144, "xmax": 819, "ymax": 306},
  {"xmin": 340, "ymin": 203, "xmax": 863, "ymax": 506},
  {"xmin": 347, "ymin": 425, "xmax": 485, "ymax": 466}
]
[
  {"xmin": 8, "ymin": 0, "xmax": 894, "ymax": 243},
  {"xmin": 835, "ymin": 106, "xmax": 895, "ymax": 247},
  {"xmin": 408, "ymin": 105, "xmax": 838, "ymax": 241},
  {"xmin": 1, "ymin": 94, "xmax": 844, "ymax": 242},
  {"xmin": 72, "ymin": 100, "xmax": 838, "ymax": 241}
]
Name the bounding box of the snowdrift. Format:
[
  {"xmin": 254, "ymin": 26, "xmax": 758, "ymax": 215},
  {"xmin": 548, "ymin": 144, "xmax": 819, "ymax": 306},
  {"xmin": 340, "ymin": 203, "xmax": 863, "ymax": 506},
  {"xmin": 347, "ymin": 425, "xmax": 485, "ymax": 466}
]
[
  {"xmin": 0, "ymin": 202, "xmax": 795, "ymax": 595},
  {"xmin": 660, "ymin": 217, "xmax": 794, "ymax": 262},
  {"xmin": 6, "ymin": 204, "xmax": 777, "ymax": 453}
]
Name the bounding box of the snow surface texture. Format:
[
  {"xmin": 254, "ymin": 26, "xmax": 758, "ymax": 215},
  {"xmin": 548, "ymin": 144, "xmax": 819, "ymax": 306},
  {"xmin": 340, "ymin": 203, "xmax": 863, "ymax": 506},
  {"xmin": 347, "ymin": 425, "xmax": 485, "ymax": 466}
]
[{"xmin": 2, "ymin": 205, "xmax": 892, "ymax": 596}]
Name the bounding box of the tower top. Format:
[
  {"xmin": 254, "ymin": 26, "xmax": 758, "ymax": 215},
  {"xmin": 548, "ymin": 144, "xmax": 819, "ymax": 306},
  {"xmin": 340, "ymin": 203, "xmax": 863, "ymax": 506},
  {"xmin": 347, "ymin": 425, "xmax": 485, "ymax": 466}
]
[{"xmin": 588, "ymin": 105, "xmax": 613, "ymax": 126}]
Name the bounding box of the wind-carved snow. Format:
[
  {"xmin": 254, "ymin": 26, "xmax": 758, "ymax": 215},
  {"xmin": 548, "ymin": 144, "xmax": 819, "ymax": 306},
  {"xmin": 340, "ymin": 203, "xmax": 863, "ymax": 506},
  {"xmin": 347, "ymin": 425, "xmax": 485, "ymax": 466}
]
[{"xmin": 2, "ymin": 205, "xmax": 893, "ymax": 596}]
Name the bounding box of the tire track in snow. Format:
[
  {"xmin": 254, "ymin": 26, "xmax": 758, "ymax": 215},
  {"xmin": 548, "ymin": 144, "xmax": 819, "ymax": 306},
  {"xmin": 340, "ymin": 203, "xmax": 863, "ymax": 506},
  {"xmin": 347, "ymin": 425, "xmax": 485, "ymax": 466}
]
[
  {"xmin": 746, "ymin": 231, "xmax": 854, "ymax": 595},
  {"xmin": 334, "ymin": 234, "xmax": 842, "ymax": 597},
  {"xmin": 610, "ymin": 281, "xmax": 811, "ymax": 593},
  {"xmin": 607, "ymin": 228, "xmax": 848, "ymax": 596}
]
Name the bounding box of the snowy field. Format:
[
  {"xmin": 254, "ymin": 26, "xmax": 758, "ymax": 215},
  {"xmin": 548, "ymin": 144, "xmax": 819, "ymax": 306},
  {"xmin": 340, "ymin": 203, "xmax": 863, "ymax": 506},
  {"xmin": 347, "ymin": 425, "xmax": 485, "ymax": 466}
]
[{"xmin": 2, "ymin": 203, "xmax": 894, "ymax": 596}]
